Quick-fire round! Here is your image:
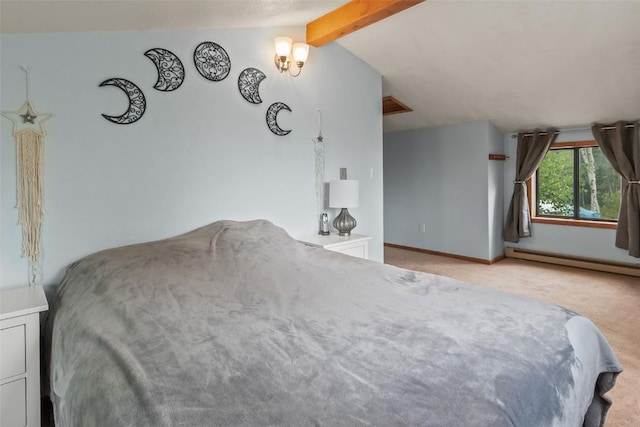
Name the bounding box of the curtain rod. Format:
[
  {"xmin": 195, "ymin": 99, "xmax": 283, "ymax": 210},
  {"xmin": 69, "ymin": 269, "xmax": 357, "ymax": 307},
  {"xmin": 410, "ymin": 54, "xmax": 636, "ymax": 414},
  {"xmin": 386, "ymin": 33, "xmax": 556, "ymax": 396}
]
[{"xmin": 512, "ymin": 123, "xmax": 638, "ymax": 138}]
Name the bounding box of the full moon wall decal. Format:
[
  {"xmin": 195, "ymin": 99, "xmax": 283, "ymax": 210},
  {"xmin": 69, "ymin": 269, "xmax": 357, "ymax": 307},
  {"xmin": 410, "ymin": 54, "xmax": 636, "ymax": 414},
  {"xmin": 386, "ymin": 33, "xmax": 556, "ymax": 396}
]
[{"xmin": 193, "ymin": 42, "xmax": 231, "ymax": 82}]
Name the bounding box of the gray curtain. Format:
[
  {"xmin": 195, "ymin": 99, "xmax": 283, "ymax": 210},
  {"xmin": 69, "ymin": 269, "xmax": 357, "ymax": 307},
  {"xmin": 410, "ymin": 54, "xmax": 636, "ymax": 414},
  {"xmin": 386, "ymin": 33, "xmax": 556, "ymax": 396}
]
[
  {"xmin": 504, "ymin": 130, "xmax": 557, "ymax": 243},
  {"xmin": 591, "ymin": 121, "xmax": 640, "ymax": 257}
]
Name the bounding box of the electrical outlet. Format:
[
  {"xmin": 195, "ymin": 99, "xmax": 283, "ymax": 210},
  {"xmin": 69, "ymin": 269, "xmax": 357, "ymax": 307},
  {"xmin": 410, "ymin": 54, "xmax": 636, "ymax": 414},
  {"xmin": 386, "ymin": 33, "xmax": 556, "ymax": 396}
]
[{"xmin": 420, "ymin": 224, "xmax": 426, "ymax": 233}]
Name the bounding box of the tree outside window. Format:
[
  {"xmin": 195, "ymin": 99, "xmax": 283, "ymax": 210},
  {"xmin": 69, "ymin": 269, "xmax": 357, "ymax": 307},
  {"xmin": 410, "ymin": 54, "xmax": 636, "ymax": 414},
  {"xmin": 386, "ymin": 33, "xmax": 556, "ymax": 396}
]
[{"xmin": 534, "ymin": 141, "xmax": 620, "ymax": 224}]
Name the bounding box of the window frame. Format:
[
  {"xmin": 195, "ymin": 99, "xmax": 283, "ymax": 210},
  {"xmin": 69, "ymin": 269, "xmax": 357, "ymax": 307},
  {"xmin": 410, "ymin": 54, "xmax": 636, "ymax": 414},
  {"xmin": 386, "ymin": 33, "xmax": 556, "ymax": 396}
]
[{"xmin": 527, "ymin": 140, "xmax": 617, "ymax": 230}]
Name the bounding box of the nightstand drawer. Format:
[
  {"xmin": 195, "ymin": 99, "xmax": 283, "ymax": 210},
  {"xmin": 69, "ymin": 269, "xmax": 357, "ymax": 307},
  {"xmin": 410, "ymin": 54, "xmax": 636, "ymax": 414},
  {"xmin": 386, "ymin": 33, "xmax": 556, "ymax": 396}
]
[
  {"xmin": 0, "ymin": 324, "xmax": 26, "ymax": 380},
  {"xmin": 296, "ymin": 234, "xmax": 371, "ymax": 260},
  {"xmin": 1, "ymin": 378, "xmax": 27, "ymax": 427},
  {"xmin": 336, "ymin": 244, "xmax": 366, "ymax": 258}
]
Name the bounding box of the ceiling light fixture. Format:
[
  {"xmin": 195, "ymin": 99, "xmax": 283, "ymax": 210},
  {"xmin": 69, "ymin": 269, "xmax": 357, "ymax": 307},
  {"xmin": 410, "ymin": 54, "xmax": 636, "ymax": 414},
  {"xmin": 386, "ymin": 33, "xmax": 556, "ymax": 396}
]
[{"xmin": 274, "ymin": 36, "xmax": 309, "ymax": 77}]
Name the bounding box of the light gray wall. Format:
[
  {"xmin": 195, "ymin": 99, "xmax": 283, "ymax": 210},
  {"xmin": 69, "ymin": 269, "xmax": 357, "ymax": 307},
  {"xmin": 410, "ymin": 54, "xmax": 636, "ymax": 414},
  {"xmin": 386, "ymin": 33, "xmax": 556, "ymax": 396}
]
[
  {"xmin": 385, "ymin": 121, "xmax": 640, "ymax": 266},
  {"xmin": 0, "ymin": 27, "xmax": 384, "ymax": 290},
  {"xmin": 487, "ymin": 124, "xmax": 505, "ymax": 259},
  {"xmin": 384, "ymin": 121, "xmax": 503, "ymax": 261},
  {"xmin": 503, "ymin": 128, "xmax": 640, "ymax": 265}
]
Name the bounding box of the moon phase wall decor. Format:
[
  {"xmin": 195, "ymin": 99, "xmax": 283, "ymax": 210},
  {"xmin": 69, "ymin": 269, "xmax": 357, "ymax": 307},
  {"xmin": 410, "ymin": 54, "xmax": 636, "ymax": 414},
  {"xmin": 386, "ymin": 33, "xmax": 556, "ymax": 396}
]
[
  {"xmin": 194, "ymin": 42, "xmax": 231, "ymax": 82},
  {"xmin": 99, "ymin": 78, "xmax": 146, "ymax": 124},
  {"xmin": 144, "ymin": 48, "xmax": 185, "ymax": 92},
  {"xmin": 266, "ymin": 102, "xmax": 292, "ymax": 136},
  {"xmin": 238, "ymin": 68, "xmax": 266, "ymax": 104},
  {"xmin": 100, "ymin": 43, "xmax": 298, "ymax": 134}
]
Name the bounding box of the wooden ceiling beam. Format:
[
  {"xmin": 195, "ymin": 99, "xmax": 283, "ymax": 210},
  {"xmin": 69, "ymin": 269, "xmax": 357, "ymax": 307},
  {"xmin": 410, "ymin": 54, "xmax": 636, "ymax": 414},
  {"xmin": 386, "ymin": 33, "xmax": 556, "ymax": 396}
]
[{"xmin": 306, "ymin": 0, "xmax": 425, "ymax": 47}]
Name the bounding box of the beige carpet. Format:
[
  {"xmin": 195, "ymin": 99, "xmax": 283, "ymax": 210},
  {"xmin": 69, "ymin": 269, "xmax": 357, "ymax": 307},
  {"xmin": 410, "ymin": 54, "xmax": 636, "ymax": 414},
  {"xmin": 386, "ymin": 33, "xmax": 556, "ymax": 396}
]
[{"xmin": 384, "ymin": 246, "xmax": 640, "ymax": 427}]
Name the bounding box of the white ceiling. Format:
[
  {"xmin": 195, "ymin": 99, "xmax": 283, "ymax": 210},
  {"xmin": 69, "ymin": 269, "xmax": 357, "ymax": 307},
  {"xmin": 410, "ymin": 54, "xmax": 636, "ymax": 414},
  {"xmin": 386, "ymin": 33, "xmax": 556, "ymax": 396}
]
[
  {"xmin": 0, "ymin": 1, "xmax": 349, "ymax": 33},
  {"xmin": 2, "ymin": 0, "xmax": 640, "ymax": 133}
]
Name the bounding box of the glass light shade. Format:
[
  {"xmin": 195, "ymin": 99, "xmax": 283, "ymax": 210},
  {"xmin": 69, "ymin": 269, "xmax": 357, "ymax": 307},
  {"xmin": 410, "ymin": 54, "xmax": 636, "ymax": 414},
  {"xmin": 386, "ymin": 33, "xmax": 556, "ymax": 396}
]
[
  {"xmin": 292, "ymin": 43, "xmax": 309, "ymax": 63},
  {"xmin": 329, "ymin": 180, "xmax": 359, "ymax": 208},
  {"xmin": 274, "ymin": 37, "xmax": 292, "ymax": 57}
]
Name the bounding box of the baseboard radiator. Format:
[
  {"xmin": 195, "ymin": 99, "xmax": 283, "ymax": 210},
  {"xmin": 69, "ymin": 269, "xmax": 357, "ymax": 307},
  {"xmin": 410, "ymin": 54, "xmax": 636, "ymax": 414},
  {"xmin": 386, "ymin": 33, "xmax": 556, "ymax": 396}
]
[{"xmin": 505, "ymin": 247, "xmax": 640, "ymax": 278}]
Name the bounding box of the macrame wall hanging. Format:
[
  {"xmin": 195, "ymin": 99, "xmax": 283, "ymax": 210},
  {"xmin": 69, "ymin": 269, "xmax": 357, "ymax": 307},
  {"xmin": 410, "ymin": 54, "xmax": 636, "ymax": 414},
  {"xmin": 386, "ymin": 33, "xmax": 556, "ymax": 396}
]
[
  {"xmin": 1, "ymin": 67, "xmax": 52, "ymax": 285},
  {"xmin": 312, "ymin": 109, "xmax": 327, "ymax": 217}
]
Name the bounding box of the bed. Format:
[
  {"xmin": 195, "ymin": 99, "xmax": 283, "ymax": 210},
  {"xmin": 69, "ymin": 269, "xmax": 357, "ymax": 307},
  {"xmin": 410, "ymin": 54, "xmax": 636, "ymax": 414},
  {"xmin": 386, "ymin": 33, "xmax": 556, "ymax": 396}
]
[{"xmin": 44, "ymin": 219, "xmax": 622, "ymax": 426}]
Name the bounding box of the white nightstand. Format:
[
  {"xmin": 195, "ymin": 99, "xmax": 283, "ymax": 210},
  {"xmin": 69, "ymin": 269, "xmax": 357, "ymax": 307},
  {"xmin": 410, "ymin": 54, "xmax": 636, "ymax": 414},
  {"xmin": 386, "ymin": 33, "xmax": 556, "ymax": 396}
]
[
  {"xmin": 297, "ymin": 233, "xmax": 371, "ymax": 260},
  {"xmin": 0, "ymin": 285, "xmax": 49, "ymax": 427}
]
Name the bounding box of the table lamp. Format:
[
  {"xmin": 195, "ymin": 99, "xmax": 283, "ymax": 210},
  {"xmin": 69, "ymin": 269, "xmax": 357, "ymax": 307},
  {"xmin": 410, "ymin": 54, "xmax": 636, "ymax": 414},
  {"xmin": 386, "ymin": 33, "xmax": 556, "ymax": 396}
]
[{"xmin": 329, "ymin": 179, "xmax": 359, "ymax": 236}]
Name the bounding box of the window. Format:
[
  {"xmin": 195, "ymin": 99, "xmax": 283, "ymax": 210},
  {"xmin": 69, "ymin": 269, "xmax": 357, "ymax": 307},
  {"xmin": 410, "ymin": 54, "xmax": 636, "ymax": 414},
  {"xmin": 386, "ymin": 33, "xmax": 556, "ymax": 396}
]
[{"xmin": 529, "ymin": 140, "xmax": 620, "ymax": 228}]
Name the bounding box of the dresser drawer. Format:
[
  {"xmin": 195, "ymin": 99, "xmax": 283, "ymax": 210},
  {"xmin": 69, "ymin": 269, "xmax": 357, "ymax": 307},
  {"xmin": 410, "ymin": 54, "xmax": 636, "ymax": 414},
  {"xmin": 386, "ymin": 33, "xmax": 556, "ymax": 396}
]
[
  {"xmin": 0, "ymin": 286, "xmax": 48, "ymax": 427},
  {"xmin": 0, "ymin": 377, "xmax": 27, "ymax": 427},
  {"xmin": 0, "ymin": 324, "xmax": 26, "ymax": 380}
]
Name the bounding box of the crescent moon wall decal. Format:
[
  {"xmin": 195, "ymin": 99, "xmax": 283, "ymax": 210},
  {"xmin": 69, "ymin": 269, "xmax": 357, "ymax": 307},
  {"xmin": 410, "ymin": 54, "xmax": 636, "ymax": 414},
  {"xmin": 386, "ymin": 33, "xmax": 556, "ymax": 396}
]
[
  {"xmin": 99, "ymin": 78, "xmax": 146, "ymax": 125},
  {"xmin": 266, "ymin": 102, "xmax": 292, "ymax": 136},
  {"xmin": 193, "ymin": 42, "xmax": 231, "ymax": 82},
  {"xmin": 144, "ymin": 48, "xmax": 185, "ymax": 92},
  {"xmin": 238, "ymin": 68, "xmax": 266, "ymax": 104}
]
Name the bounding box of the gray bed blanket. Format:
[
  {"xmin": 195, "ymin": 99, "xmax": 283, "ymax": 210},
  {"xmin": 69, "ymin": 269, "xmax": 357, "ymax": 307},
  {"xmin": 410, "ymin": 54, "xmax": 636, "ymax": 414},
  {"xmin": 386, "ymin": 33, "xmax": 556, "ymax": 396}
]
[{"xmin": 46, "ymin": 220, "xmax": 622, "ymax": 426}]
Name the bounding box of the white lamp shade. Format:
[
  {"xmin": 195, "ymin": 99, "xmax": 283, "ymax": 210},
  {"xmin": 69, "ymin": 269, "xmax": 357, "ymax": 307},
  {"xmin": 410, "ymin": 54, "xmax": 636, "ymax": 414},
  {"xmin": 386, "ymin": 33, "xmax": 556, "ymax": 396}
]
[
  {"xmin": 292, "ymin": 43, "xmax": 309, "ymax": 62},
  {"xmin": 274, "ymin": 36, "xmax": 292, "ymax": 57},
  {"xmin": 329, "ymin": 180, "xmax": 359, "ymax": 208}
]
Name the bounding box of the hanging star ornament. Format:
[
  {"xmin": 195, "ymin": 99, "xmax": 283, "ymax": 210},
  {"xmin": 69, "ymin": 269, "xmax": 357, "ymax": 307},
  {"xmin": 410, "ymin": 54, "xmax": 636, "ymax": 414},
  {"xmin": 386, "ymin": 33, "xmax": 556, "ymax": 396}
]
[
  {"xmin": 1, "ymin": 100, "xmax": 51, "ymax": 136},
  {"xmin": 312, "ymin": 132, "xmax": 324, "ymax": 144},
  {"xmin": 21, "ymin": 110, "xmax": 37, "ymax": 124}
]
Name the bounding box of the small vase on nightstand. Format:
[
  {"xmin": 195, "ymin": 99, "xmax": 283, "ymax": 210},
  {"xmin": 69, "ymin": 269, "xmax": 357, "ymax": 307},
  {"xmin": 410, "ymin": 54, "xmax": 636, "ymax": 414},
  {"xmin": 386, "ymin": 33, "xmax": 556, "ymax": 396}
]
[{"xmin": 319, "ymin": 213, "xmax": 330, "ymax": 235}]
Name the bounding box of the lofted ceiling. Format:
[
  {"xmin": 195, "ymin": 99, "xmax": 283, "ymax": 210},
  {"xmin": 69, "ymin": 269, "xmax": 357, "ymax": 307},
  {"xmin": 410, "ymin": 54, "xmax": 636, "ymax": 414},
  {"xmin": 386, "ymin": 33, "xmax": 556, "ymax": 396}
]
[
  {"xmin": 1, "ymin": 0, "xmax": 639, "ymax": 133},
  {"xmin": 0, "ymin": 1, "xmax": 350, "ymax": 34}
]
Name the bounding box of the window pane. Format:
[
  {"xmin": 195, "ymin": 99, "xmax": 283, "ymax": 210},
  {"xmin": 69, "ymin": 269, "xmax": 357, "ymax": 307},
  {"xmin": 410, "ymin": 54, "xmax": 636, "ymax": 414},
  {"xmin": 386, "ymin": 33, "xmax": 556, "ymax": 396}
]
[
  {"xmin": 578, "ymin": 147, "xmax": 620, "ymax": 220},
  {"xmin": 537, "ymin": 149, "xmax": 573, "ymax": 217}
]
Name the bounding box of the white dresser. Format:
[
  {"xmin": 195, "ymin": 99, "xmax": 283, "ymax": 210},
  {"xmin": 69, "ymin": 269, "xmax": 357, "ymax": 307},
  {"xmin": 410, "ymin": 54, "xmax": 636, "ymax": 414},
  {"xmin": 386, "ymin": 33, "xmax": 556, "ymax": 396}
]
[
  {"xmin": 0, "ymin": 286, "xmax": 49, "ymax": 427},
  {"xmin": 297, "ymin": 233, "xmax": 371, "ymax": 260}
]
